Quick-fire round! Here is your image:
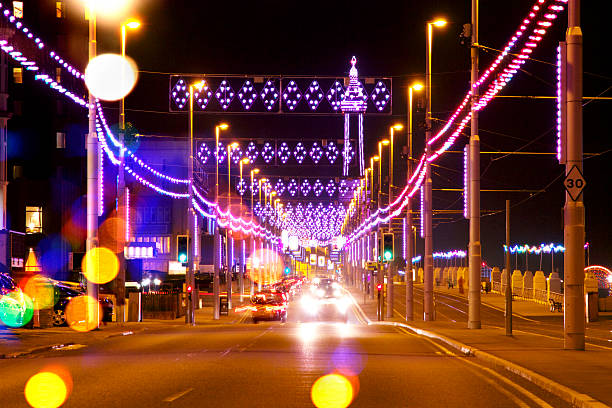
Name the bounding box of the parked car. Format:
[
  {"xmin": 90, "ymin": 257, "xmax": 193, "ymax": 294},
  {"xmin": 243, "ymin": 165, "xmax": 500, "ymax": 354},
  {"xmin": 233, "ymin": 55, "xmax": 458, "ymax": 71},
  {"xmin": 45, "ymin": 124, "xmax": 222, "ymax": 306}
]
[{"xmin": 52, "ymin": 283, "xmax": 113, "ymax": 326}]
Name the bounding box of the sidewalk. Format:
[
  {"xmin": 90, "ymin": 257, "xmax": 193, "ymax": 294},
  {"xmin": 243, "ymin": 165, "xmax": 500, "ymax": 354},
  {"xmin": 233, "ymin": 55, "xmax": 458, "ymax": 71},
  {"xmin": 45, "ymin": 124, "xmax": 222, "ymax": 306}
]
[
  {"xmin": 348, "ymin": 285, "xmax": 612, "ymax": 408},
  {"xmin": 0, "ymin": 304, "xmax": 246, "ymax": 359}
]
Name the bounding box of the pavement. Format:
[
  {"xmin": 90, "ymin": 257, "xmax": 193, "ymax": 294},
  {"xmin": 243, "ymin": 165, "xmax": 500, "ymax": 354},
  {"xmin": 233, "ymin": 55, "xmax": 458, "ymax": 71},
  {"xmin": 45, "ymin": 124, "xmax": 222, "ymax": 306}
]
[{"xmin": 347, "ymin": 283, "xmax": 612, "ymax": 408}]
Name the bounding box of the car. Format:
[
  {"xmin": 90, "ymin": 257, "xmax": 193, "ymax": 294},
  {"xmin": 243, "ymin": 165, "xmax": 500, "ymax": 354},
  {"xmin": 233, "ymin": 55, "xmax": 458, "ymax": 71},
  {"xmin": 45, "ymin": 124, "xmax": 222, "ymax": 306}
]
[
  {"xmin": 237, "ymin": 292, "xmax": 287, "ymax": 323},
  {"xmin": 0, "ymin": 273, "xmax": 17, "ymax": 296},
  {"xmin": 52, "ymin": 283, "xmax": 113, "ymax": 326},
  {"xmin": 300, "ymin": 280, "xmax": 351, "ymax": 322}
]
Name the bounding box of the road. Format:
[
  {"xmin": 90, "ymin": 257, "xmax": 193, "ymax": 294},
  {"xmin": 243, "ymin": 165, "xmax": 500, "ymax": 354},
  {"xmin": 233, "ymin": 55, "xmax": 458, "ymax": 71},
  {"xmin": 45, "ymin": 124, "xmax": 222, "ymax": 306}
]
[
  {"xmin": 0, "ymin": 298, "xmax": 572, "ymax": 407},
  {"xmin": 392, "ymin": 284, "xmax": 612, "ymax": 350}
]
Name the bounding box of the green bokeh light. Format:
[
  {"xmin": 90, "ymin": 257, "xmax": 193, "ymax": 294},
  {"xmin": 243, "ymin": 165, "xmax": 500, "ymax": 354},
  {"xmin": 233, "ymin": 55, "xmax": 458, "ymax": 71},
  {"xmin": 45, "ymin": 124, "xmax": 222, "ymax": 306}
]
[{"xmin": 0, "ymin": 290, "xmax": 34, "ymax": 327}]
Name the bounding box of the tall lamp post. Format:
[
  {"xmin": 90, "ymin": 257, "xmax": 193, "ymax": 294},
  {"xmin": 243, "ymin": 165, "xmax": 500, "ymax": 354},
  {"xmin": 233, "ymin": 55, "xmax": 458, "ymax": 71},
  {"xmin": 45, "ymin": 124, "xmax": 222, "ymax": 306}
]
[
  {"xmin": 225, "ymin": 142, "xmax": 238, "ymax": 308},
  {"xmin": 186, "ymin": 80, "xmax": 207, "ymax": 325},
  {"xmin": 248, "ymin": 168, "xmax": 259, "ymax": 295},
  {"xmin": 424, "ymin": 18, "xmax": 447, "ymax": 321},
  {"xmin": 85, "ymin": 1, "xmax": 99, "ymax": 327},
  {"xmin": 115, "ymin": 17, "xmax": 140, "ymax": 323},
  {"xmin": 213, "ymin": 123, "xmax": 229, "ymax": 320},
  {"xmin": 406, "ymin": 82, "xmax": 423, "ymax": 321}
]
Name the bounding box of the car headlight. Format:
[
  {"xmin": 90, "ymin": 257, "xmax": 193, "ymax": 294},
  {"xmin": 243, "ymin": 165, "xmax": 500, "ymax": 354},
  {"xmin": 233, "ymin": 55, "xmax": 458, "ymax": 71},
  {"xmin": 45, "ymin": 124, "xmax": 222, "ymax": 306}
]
[{"xmin": 336, "ymin": 297, "xmax": 351, "ymax": 313}]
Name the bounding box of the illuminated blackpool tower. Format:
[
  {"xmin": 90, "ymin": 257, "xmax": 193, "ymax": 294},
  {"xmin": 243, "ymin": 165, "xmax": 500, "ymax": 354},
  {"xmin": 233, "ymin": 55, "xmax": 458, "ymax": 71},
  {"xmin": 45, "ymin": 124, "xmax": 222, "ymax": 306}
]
[{"xmin": 341, "ymin": 56, "xmax": 368, "ymax": 176}]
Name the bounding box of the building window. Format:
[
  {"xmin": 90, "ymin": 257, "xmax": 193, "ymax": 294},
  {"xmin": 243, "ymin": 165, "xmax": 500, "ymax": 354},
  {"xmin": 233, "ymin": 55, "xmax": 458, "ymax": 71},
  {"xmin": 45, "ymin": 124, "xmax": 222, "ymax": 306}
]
[
  {"xmin": 56, "ymin": 1, "xmax": 64, "ymax": 18},
  {"xmin": 13, "ymin": 68, "xmax": 23, "ymax": 84},
  {"xmin": 56, "ymin": 67, "xmax": 61, "ymax": 83},
  {"xmin": 25, "ymin": 206, "xmax": 42, "ymax": 234},
  {"xmin": 13, "ymin": 1, "xmax": 23, "ymax": 18}
]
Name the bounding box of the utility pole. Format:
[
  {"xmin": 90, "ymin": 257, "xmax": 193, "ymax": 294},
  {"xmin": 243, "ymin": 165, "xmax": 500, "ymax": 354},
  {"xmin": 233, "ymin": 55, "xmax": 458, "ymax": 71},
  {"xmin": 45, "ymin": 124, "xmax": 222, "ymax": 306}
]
[
  {"xmin": 86, "ymin": 4, "xmax": 99, "ymax": 326},
  {"xmin": 1, "ymin": 48, "xmax": 9, "ymax": 237},
  {"xmin": 564, "ymin": 0, "xmax": 585, "ymax": 350},
  {"xmin": 505, "ymin": 200, "xmax": 512, "ymax": 336},
  {"xmin": 468, "ymin": 0, "xmax": 482, "ymax": 329}
]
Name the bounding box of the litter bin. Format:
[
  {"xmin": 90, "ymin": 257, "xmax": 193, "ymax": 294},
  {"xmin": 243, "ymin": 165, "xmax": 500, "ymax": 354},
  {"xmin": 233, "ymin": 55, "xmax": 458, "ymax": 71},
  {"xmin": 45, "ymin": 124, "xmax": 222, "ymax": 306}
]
[{"xmin": 220, "ymin": 295, "xmax": 229, "ymax": 316}]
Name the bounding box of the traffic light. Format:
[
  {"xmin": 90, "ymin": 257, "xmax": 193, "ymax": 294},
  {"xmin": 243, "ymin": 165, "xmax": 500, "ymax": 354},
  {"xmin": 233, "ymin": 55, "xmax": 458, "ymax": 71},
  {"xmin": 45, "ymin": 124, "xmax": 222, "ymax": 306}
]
[
  {"xmin": 177, "ymin": 235, "xmax": 188, "ymax": 264},
  {"xmin": 284, "ymin": 266, "xmax": 291, "ymax": 275},
  {"xmin": 383, "ymin": 233, "xmax": 394, "ymax": 262}
]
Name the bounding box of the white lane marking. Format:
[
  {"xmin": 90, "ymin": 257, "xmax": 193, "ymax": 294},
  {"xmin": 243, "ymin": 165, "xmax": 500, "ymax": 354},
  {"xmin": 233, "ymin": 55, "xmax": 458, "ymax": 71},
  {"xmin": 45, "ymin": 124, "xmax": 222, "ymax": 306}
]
[
  {"xmin": 51, "ymin": 344, "xmax": 87, "ymax": 351},
  {"xmin": 163, "ymin": 388, "xmax": 194, "ymax": 402},
  {"xmin": 219, "ymin": 348, "xmax": 232, "ymax": 357}
]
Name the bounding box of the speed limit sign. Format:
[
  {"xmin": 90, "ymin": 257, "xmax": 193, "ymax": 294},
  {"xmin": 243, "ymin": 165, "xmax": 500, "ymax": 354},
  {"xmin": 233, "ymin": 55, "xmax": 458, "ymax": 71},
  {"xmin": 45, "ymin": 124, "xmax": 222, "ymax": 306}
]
[{"xmin": 563, "ymin": 165, "xmax": 586, "ymax": 201}]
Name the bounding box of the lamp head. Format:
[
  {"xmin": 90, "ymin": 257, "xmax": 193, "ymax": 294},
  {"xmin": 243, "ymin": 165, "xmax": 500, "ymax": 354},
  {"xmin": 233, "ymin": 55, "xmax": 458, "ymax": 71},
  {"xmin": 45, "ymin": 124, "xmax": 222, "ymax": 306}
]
[
  {"xmin": 392, "ymin": 124, "xmax": 404, "ymax": 131},
  {"xmin": 253, "ymin": 168, "xmax": 260, "ymax": 174},
  {"xmin": 218, "ymin": 123, "xmax": 229, "ymax": 130},
  {"xmin": 230, "ymin": 142, "xmax": 239, "ymax": 149},
  {"xmin": 373, "ymin": 156, "xmax": 380, "ymax": 161},
  {"xmin": 432, "ymin": 19, "xmax": 447, "ymax": 27},
  {"xmin": 411, "ymin": 83, "xmax": 424, "ymax": 91},
  {"xmin": 381, "ymin": 139, "xmax": 390, "ymax": 146},
  {"xmin": 125, "ymin": 19, "xmax": 141, "ymax": 29},
  {"xmin": 242, "ymin": 158, "xmax": 250, "ymax": 164}
]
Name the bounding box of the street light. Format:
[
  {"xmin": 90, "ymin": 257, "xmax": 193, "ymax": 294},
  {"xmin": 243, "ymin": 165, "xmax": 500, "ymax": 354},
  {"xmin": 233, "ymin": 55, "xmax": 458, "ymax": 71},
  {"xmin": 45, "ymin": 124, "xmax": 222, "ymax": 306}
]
[
  {"xmin": 119, "ymin": 18, "xmax": 140, "ymax": 131},
  {"xmin": 185, "ymin": 80, "xmax": 206, "ymax": 325},
  {"xmin": 423, "ymin": 18, "xmax": 447, "ymax": 322},
  {"xmin": 250, "ymin": 169, "xmax": 260, "ymax": 223},
  {"xmin": 239, "ymin": 158, "xmax": 250, "ymax": 214},
  {"xmin": 405, "ymin": 82, "xmax": 423, "ymax": 322},
  {"xmin": 227, "ymin": 142, "xmax": 239, "ymax": 211},
  {"xmin": 114, "ymin": 16, "xmax": 140, "ymax": 323},
  {"xmin": 213, "ymin": 122, "xmax": 228, "ymax": 321},
  {"xmin": 388, "ymin": 124, "xmax": 403, "ymax": 204}
]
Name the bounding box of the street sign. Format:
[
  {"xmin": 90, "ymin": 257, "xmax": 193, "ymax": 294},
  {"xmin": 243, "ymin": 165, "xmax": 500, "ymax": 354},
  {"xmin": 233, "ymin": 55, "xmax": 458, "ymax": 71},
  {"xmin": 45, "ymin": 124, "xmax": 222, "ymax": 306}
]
[
  {"xmin": 366, "ymin": 261, "xmax": 377, "ymax": 271},
  {"xmin": 563, "ymin": 165, "xmax": 586, "ymax": 201}
]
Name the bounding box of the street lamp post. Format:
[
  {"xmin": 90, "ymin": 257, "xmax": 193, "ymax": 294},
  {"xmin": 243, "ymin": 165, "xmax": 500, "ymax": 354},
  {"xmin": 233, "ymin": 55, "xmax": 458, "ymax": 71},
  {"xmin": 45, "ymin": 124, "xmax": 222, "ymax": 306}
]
[
  {"xmin": 213, "ymin": 123, "xmax": 229, "ymax": 320},
  {"xmin": 238, "ymin": 158, "xmax": 249, "ymax": 298},
  {"xmin": 249, "ymin": 168, "xmax": 259, "ymax": 295},
  {"xmin": 406, "ymin": 83, "xmax": 423, "ymax": 321},
  {"xmin": 186, "ymin": 81, "xmax": 207, "ymax": 325},
  {"xmin": 225, "ymin": 142, "xmax": 238, "ymax": 309},
  {"xmin": 115, "ymin": 18, "xmax": 140, "ymax": 324},
  {"xmin": 86, "ymin": 1, "xmax": 99, "ymax": 328},
  {"xmin": 424, "ymin": 18, "xmax": 446, "ymax": 321},
  {"xmin": 386, "ymin": 125, "xmax": 402, "ymax": 318}
]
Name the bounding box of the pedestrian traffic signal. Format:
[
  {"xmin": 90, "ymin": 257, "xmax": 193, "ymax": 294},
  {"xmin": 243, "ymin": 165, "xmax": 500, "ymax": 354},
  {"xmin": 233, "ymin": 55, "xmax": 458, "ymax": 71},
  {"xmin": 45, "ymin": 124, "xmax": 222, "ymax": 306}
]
[
  {"xmin": 284, "ymin": 267, "xmax": 291, "ymax": 275},
  {"xmin": 383, "ymin": 233, "xmax": 394, "ymax": 262},
  {"xmin": 177, "ymin": 235, "xmax": 188, "ymax": 264}
]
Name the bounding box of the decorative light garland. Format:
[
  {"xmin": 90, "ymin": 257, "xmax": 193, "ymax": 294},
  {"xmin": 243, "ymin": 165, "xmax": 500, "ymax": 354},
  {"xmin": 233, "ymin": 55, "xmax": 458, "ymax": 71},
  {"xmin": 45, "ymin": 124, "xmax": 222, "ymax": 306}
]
[
  {"xmin": 433, "ymin": 250, "xmax": 466, "ymax": 259},
  {"xmin": 503, "ymin": 243, "xmax": 565, "ymax": 254}
]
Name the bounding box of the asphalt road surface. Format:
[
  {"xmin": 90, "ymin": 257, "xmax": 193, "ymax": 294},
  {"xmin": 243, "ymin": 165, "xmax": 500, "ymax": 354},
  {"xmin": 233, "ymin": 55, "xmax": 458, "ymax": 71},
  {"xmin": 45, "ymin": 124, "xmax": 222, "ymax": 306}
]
[{"xmin": 0, "ymin": 298, "xmax": 572, "ymax": 407}]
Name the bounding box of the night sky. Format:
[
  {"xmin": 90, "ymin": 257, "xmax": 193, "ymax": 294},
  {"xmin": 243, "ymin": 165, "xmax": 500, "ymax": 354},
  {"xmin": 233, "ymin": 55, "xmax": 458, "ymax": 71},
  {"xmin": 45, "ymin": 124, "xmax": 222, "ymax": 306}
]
[{"xmin": 90, "ymin": 0, "xmax": 611, "ymax": 270}]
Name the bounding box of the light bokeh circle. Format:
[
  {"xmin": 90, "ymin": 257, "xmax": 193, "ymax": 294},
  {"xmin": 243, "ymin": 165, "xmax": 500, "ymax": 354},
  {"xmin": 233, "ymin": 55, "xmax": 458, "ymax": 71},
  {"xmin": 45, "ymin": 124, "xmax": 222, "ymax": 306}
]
[
  {"xmin": 24, "ymin": 372, "xmax": 68, "ymax": 408},
  {"xmin": 24, "ymin": 276, "xmax": 56, "ymax": 310},
  {"xmin": 82, "ymin": 247, "xmax": 119, "ymax": 284},
  {"xmin": 84, "ymin": 53, "xmax": 138, "ymax": 101},
  {"xmin": 65, "ymin": 295, "xmax": 101, "ymax": 332},
  {"xmin": 311, "ymin": 373, "xmax": 354, "ymax": 408},
  {"xmin": 0, "ymin": 291, "xmax": 34, "ymax": 327}
]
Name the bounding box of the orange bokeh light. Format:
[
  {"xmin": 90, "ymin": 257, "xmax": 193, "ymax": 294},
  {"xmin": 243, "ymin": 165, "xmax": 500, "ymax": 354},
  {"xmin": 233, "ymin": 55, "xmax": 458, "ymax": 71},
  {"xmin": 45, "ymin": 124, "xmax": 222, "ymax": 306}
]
[{"xmin": 65, "ymin": 295, "xmax": 101, "ymax": 332}]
